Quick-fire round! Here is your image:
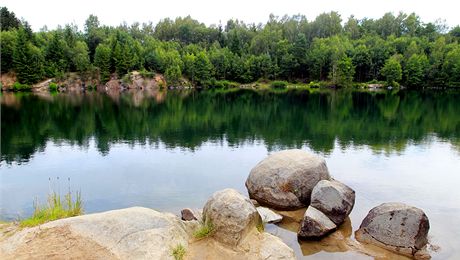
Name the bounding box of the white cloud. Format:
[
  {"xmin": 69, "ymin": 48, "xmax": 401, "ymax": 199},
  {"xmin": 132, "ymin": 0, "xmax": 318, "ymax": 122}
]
[{"xmin": 3, "ymin": 0, "xmax": 458, "ymax": 31}]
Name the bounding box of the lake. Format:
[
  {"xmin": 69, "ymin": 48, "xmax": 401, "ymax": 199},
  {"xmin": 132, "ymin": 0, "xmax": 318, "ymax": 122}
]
[{"xmin": 1, "ymin": 89, "xmax": 460, "ymax": 259}]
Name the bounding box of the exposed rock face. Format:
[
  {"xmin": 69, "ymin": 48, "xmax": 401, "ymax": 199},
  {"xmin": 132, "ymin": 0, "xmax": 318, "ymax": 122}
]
[
  {"xmin": 310, "ymin": 180, "xmax": 355, "ymax": 225},
  {"xmin": 0, "ymin": 207, "xmax": 191, "ymax": 260},
  {"xmin": 203, "ymin": 188, "xmax": 262, "ymax": 247},
  {"xmin": 246, "ymin": 149, "xmax": 331, "ymax": 210},
  {"xmin": 181, "ymin": 208, "xmax": 198, "ymax": 221},
  {"xmin": 355, "ymin": 202, "xmax": 430, "ymax": 258},
  {"xmin": 257, "ymin": 207, "xmax": 283, "ymax": 224},
  {"xmin": 298, "ymin": 206, "xmax": 337, "ymax": 239}
]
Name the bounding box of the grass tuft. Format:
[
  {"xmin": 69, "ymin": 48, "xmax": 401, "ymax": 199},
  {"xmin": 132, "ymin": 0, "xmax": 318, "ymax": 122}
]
[
  {"xmin": 20, "ymin": 191, "xmax": 83, "ymax": 228},
  {"xmin": 193, "ymin": 221, "xmax": 214, "ymax": 239},
  {"xmin": 171, "ymin": 244, "xmax": 186, "ymax": 260}
]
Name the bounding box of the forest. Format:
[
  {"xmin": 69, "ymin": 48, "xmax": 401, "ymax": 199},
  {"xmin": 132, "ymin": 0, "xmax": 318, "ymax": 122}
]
[{"xmin": 1, "ymin": 6, "xmax": 460, "ymax": 88}]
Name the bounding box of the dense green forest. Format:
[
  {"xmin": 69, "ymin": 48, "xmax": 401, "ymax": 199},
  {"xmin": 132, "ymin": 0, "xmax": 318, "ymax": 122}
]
[{"xmin": 1, "ymin": 6, "xmax": 460, "ymax": 87}]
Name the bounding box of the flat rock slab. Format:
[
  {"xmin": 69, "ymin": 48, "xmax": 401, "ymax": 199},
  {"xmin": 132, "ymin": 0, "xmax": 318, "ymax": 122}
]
[
  {"xmin": 298, "ymin": 206, "xmax": 337, "ymax": 239},
  {"xmin": 0, "ymin": 207, "xmax": 191, "ymax": 260},
  {"xmin": 257, "ymin": 207, "xmax": 283, "ymax": 224}
]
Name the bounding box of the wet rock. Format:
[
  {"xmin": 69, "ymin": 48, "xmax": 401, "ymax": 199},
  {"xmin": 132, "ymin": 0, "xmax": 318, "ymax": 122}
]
[
  {"xmin": 203, "ymin": 189, "xmax": 262, "ymax": 247},
  {"xmin": 246, "ymin": 149, "xmax": 331, "ymax": 210},
  {"xmin": 298, "ymin": 206, "xmax": 337, "ymax": 239},
  {"xmin": 355, "ymin": 202, "xmax": 430, "ymax": 258},
  {"xmin": 181, "ymin": 208, "xmax": 198, "ymax": 221},
  {"xmin": 310, "ymin": 180, "xmax": 355, "ymax": 225},
  {"xmin": 257, "ymin": 207, "xmax": 283, "ymax": 224}
]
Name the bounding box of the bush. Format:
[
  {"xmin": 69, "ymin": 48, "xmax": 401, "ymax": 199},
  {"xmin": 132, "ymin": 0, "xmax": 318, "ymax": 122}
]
[
  {"xmin": 270, "ymin": 80, "xmax": 288, "ymax": 89},
  {"xmin": 212, "ymin": 80, "xmax": 239, "ymax": 89},
  {"xmin": 12, "ymin": 82, "xmax": 31, "ymax": 91},
  {"xmin": 49, "ymin": 82, "xmax": 58, "ymax": 91},
  {"xmin": 139, "ymin": 69, "xmax": 155, "ymax": 78},
  {"xmin": 308, "ymin": 81, "xmax": 321, "ymax": 88}
]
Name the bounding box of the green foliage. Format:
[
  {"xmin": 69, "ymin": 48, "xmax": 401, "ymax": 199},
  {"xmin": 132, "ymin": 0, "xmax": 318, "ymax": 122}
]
[
  {"xmin": 171, "ymin": 244, "xmax": 186, "ymax": 260},
  {"xmin": 49, "ymin": 82, "xmax": 58, "ymax": 91},
  {"xmin": 94, "ymin": 44, "xmax": 111, "ymax": 83},
  {"xmin": 165, "ymin": 65, "xmax": 182, "ymax": 86},
  {"xmin": 12, "ymin": 82, "xmax": 31, "ymax": 91},
  {"xmin": 404, "ymin": 54, "xmax": 429, "ymax": 88},
  {"xmin": 1, "ymin": 9, "xmax": 459, "ymax": 87},
  {"xmin": 212, "ymin": 80, "xmax": 239, "ymax": 89},
  {"xmin": 193, "ymin": 221, "xmax": 214, "ymax": 239},
  {"xmin": 270, "ymin": 80, "xmax": 288, "ymax": 89},
  {"xmin": 20, "ymin": 191, "xmax": 83, "ymax": 227},
  {"xmin": 381, "ymin": 56, "xmax": 402, "ymax": 86}
]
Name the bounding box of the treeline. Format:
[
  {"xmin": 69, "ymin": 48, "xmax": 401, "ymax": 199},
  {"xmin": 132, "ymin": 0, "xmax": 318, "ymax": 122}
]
[{"xmin": 1, "ymin": 6, "xmax": 460, "ymax": 87}]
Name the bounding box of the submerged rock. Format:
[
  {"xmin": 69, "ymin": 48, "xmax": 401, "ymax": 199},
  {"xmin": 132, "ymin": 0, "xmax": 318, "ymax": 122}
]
[
  {"xmin": 355, "ymin": 202, "xmax": 430, "ymax": 258},
  {"xmin": 310, "ymin": 180, "xmax": 355, "ymax": 225},
  {"xmin": 202, "ymin": 188, "xmax": 262, "ymax": 247},
  {"xmin": 257, "ymin": 207, "xmax": 283, "ymax": 224},
  {"xmin": 298, "ymin": 206, "xmax": 337, "ymax": 239},
  {"xmin": 246, "ymin": 149, "xmax": 331, "ymax": 210}
]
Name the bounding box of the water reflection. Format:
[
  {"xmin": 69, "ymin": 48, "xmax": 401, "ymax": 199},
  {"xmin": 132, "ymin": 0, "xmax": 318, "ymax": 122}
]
[{"xmin": 2, "ymin": 89, "xmax": 460, "ymax": 164}]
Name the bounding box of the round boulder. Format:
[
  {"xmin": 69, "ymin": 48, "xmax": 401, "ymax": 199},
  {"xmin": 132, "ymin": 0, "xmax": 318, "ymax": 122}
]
[
  {"xmin": 310, "ymin": 180, "xmax": 355, "ymax": 225},
  {"xmin": 355, "ymin": 202, "xmax": 430, "ymax": 257},
  {"xmin": 246, "ymin": 149, "xmax": 331, "ymax": 210},
  {"xmin": 203, "ymin": 189, "xmax": 262, "ymax": 247}
]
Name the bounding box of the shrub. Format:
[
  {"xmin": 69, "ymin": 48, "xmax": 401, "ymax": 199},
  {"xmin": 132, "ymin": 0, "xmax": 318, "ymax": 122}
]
[
  {"xmin": 308, "ymin": 81, "xmax": 321, "ymax": 88},
  {"xmin": 139, "ymin": 69, "xmax": 155, "ymax": 78},
  {"xmin": 270, "ymin": 80, "xmax": 288, "ymax": 89},
  {"xmin": 212, "ymin": 80, "xmax": 239, "ymax": 89},
  {"xmin": 49, "ymin": 82, "xmax": 58, "ymax": 91},
  {"xmin": 12, "ymin": 82, "xmax": 31, "ymax": 91}
]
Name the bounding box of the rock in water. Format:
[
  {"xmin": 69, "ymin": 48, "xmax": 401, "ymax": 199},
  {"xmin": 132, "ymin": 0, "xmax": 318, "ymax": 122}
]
[
  {"xmin": 298, "ymin": 206, "xmax": 337, "ymax": 239},
  {"xmin": 355, "ymin": 202, "xmax": 430, "ymax": 258},
  {"xmin": 246, "ymin": 149, "xmax": 331, "ymax": 210},
  {"xmin": 202, "ymin": 188, "xmax": 262, "ymax": 247},
  {"xmin": 310, "ymin": 180, "xmax": 355, "ymax": 225},
  {"xmin": 256, "ymin": 207, "xmax": 283, "ymax": 224},
  {"xmin": 181, "ymin": 208, "xmax": 198, "ymax": 221}
]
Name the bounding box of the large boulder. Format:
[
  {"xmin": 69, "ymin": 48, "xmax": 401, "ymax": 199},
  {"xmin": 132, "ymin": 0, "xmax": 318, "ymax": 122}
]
[
  {"xmin": 310, "ymin": 180, "xmax": 355, "ymax": 225},
  {"xmin": 246, "ymin": 149, "xmax": 331, "ymax": 210},
  {"xmin": 0, "ymin": 207, "xmax": 191, "ymax": 260},
  {"xmin": 203, "ymin": 188, "xmax": 262, "ymax": 247},
  {"xmin": 298, "ymin": 206, "xmax": 337, "ymax": 239},
  {"xmin": 355, "ymin": 203, "xmax": 430, "ymax": 258}
]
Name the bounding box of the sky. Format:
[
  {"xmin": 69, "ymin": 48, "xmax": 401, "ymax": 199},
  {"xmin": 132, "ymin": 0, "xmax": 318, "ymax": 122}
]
[{"xmin": 2, "ymin": 0, "xmax": 459, "ymax": 31}]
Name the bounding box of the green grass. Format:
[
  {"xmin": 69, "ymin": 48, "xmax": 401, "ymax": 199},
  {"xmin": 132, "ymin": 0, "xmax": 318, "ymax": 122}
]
[
  {"xmin": 171, "ymin": 244, "xmax": 186, "ymax": 260},
  {"xmin": 20, "ymin": 191, "xmax": 83, "ymax": 227},
  {"xmin": 256, "ymin": 220, "xmax": 265, "ymax": 233},
  {"xmin": 193, "ymin": 221, "xmax": 214, "ymax": 239}
]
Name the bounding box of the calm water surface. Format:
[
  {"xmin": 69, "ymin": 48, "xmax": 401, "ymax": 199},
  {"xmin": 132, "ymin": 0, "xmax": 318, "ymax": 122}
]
[{"xmin": 1, "ymin": 89, "xmax": 459, "ymax": 259}]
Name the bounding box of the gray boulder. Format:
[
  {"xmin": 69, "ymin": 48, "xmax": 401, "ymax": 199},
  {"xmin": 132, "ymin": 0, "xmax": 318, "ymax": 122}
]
[
  {"xmin": 246, "ymin": 149, "xmax": 331, "ymax": 210},
  {"xmin": 310, "ymin": 180, "xmax": 355, "ymax": 225},
  {"xmin": 355, "ymin": 202, "xmax": 430, "ymax": 257},
  {"xmin": 203, "ymin": 188, "xmax": 262, "ymax": 247},
  {"xmin": 298, "ymin": 206, "xmax": 337, "ymax": 239}
]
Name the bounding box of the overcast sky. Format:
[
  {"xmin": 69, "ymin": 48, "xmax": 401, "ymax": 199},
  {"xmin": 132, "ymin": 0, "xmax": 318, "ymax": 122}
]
[{"xmin": 3, "ymin": 0, "xmax": 458, "ymax": 31}]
